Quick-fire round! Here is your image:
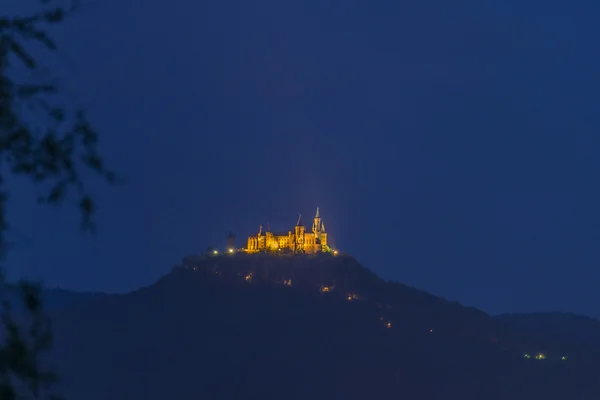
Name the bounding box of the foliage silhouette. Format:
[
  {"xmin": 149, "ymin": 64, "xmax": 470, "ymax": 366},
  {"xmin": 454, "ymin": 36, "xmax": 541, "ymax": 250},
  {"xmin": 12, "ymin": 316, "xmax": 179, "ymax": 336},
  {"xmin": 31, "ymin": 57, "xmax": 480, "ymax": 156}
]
[{"xmin": 0, "ymin": 1, "xmax": 115, "ymax": 398}]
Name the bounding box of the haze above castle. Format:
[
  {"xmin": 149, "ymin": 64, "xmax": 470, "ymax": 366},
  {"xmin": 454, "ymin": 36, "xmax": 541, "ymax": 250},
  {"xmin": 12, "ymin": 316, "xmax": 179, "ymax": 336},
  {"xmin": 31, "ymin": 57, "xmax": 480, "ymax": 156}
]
[{"xmin": 220, "ymin": 207, "xmax": 337, "ymax": 255}]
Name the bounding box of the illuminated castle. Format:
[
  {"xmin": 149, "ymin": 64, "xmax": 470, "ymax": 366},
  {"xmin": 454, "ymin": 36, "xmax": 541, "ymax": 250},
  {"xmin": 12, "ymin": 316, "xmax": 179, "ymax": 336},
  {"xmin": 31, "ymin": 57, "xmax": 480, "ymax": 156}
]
[{"xmin": 246, "ymin": 208, "xmax": 328, "ymax": 254}]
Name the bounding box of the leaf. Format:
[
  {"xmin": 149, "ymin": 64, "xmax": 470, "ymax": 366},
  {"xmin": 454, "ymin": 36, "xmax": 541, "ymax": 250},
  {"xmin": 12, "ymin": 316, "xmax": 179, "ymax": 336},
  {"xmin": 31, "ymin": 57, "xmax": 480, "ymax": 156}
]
[
  {"xmin": 105, "ymin": 170, "xmax": 117, "ymax": 183},
  {"xmin": 0, "ymin": 18, "xmax": 10, "ymax": 30},
  {"xmin": 83, "ymin": 154, "xmax": 102, "ymax": 171},
  {"xmin": 8, "ymin": 40, "xmax": 36, "ymax": 69},
  {"xmin": 17, "ymin": 84, "xmax": 57, "ymax": 97},
  {"xmin": 30, "ymin": 29, "xmax": 57, "ymax": 50},
  {"xmin": 79, "ymin": 195, "xmax": 94, "ymax": 216},
  {"xmin": 49, "ymin": 107, "xmax": 65, "ymax": 122},
  {"xmin": 47, "ymin": 182, "xmax": 66, "ymax": 204},
  {"xmin": 0, "ymin": 384, "xmax": 16, "ymax": 400}
]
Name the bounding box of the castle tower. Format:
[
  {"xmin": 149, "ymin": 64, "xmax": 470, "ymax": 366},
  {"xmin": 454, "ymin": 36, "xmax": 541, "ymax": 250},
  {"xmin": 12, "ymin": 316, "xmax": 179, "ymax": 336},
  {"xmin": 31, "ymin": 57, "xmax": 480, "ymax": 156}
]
[
  {"xmin": 257, "ymin": 224, "xmax": 266, "ymax": 251},
  {"xmin": 313, "ymin": 207, "xmax": 329, "ymax": 252},
  {"xmin": 312, "ymin": 207, "xmax": 323, "ymax": 238},
  {"xmin": 294, "ymin": 213, "xmax": 305, "ymax": 253}
]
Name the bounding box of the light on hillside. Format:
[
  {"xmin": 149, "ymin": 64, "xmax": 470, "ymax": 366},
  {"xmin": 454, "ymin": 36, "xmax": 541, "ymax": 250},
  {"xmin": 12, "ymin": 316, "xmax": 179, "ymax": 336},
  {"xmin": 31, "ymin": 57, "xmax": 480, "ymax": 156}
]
[{"xmin": 213, "ymin": 250, "xmax": 218, "ymax": 255}]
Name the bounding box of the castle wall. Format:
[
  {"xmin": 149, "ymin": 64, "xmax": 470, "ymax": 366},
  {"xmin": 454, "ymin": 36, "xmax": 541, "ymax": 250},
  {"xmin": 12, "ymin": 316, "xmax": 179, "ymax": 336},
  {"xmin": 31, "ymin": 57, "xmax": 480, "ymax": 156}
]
[{"xmin": 246, "ymin": 231, "xmax": 325, "ymax": 253}]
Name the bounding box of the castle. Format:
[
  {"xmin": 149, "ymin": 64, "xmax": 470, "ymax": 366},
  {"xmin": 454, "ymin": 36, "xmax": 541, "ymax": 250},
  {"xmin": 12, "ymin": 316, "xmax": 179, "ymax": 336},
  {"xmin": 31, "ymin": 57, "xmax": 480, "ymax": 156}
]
[{"xmin": 246, "ymin": 208, "xmax": 328, "ymax": 254}]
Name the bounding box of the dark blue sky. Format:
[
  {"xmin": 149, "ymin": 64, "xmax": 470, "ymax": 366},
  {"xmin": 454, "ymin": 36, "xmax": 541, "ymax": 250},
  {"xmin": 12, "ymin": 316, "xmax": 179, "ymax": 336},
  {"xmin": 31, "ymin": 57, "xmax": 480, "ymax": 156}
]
[{"xmin": 5, "ymin": 0, "xmax": 600, "ymax": 317}]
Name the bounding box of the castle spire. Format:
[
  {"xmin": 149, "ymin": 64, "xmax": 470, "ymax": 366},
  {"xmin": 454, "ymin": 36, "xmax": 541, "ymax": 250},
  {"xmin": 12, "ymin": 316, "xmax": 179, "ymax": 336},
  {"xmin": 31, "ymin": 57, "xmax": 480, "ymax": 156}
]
[
  {"xmin": 296, "ymin": 213, "xmax": 303, "ymax": 226},
  {"xmin": 315, "ymin": 207, "xmax": 320, "ymax": 218}
]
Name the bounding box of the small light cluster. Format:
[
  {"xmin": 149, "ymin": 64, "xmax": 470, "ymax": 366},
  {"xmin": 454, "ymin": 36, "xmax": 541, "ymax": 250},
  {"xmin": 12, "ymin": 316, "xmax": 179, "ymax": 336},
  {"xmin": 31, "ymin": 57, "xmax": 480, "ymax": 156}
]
[
  {"xmin": 380, "ymin": 317, "xmax": 392, "ymax": 328},
  {"xmin": 523, "ymin": 353, "xmax": 567, "ymax": 361},
  {"xmin": 210, "ymin": 248, "xmax": 236, "ymax": 255}
]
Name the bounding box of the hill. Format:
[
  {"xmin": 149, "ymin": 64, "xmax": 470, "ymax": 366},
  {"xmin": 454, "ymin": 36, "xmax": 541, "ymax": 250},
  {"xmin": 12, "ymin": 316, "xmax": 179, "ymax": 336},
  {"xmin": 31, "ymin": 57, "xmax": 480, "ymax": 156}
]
[
  {"xmin": 1, "ymin": 284, "xmax": 107, "ymax": 312},
  {"xmin": 37, "ymin": 253, "xmax": 600, "ymax": 399},
  {"xmin": 495, "ymin": 311, "xmax": 600, "ymax": 352}
]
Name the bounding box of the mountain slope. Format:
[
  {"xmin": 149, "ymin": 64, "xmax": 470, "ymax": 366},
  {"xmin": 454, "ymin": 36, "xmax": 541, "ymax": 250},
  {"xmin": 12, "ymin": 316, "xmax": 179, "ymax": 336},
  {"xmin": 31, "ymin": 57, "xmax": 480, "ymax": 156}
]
[
  {"xmin": 43, "ymin": 254, "xmax": 599, "ymax": 399},
  {"xmin": 496, "ymin": 311, "xmax": 600, "ymax": 352},
  {"xmin": 1, "ymin": 284, "xmax": 107, "ymax": 312}
]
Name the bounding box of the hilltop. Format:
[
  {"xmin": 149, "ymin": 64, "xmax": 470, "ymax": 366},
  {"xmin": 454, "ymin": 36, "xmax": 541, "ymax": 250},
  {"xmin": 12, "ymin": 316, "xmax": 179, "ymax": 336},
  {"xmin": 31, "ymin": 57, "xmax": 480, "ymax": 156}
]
[{"xmin": 32, "ymin": 254, "xmax": 600, "ymax": 399}]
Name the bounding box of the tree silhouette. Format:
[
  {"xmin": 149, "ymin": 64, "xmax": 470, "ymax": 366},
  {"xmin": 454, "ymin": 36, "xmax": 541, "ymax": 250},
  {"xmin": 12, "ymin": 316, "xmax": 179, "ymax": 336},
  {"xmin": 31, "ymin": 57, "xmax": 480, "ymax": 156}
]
[{"xmin": 0, "ymin": 1, "xmax": 115, "ymax": 398}]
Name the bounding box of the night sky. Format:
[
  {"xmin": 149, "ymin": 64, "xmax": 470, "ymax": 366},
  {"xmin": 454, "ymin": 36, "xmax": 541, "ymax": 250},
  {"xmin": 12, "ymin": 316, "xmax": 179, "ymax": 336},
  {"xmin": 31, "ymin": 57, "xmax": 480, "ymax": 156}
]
[{"xmin": 5, "ymin": 0, "xmax": 600, "ymax": 318}]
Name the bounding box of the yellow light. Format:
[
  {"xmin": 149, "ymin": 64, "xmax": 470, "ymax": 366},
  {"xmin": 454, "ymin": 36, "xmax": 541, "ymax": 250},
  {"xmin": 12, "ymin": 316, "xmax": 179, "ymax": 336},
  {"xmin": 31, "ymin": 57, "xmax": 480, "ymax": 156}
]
[
  {"xmin": 333, "ymin": 250, "xmax": 338, "ymax": 255},
  {"xmin": 213, "ymin": 250, "xmax": 218, "ymax": 255},
  {"xmin": 347, "ymin": 293, "xmax": 359, "ymax": 301},
  {"xmin": 228, "ymin": 248, "xmax": 234, "ymax": 253},
  {"xmin": 386, "ymin": 321, "xmax": 392, "ymax": 328}
]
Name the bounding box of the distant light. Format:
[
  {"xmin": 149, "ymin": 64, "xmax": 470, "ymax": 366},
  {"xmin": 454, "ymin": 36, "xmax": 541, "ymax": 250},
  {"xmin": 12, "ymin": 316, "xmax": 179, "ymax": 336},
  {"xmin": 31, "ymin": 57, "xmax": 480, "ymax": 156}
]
[
  {"xmin": 213, "ymin": 250, "xmax": 218, "ymax": 255},
  {"xmin": 561, "ymin": 356, "xmax": 568, "ymax": 360},
  {"xmin": 429, "ymin": 329, "xmax": 434, "ymax": 333},
  {"xmin": 228, "ymin": 248, "xmax": 234, "ymax": 253},
  {"xmin": 333, "ymin": 250, "xmax": 338, "ymax": 255}
]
